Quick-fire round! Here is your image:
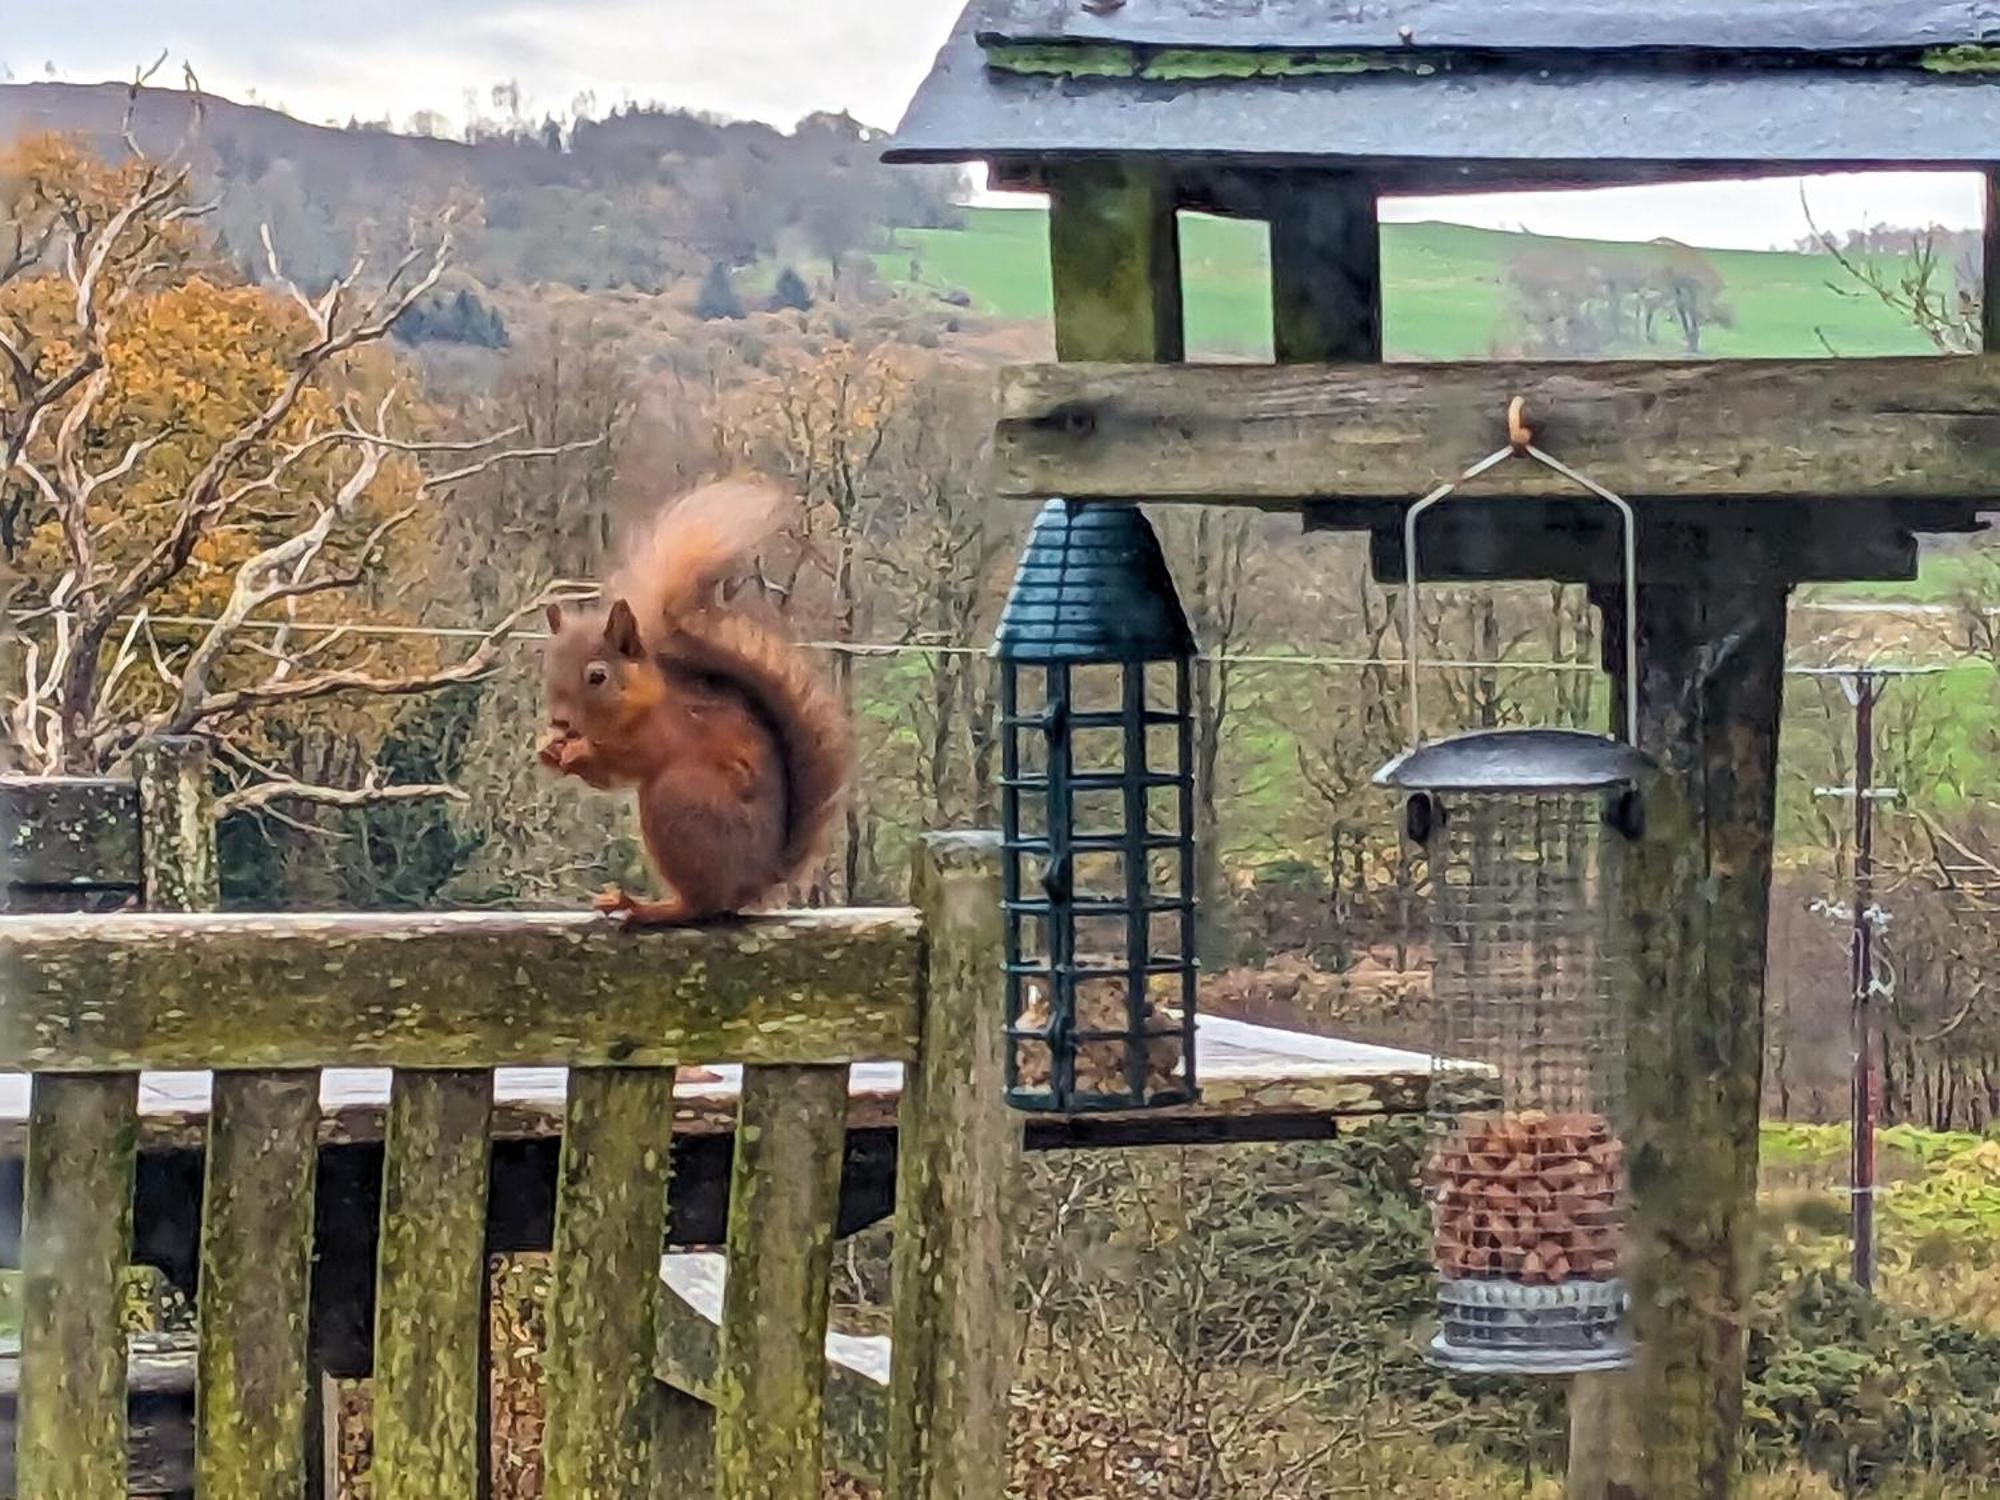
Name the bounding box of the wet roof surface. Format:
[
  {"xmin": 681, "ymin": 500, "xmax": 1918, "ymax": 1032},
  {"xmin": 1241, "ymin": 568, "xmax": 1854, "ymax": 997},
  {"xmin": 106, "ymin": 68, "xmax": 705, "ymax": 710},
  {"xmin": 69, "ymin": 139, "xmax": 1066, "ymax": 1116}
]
[
  {"xmin": 975, "ymin": 0, "xmax": 2000, "ymax": 54},
  {"xmin": 887, "ymin": 16, "xmax": 2000, "ymax": 167}
]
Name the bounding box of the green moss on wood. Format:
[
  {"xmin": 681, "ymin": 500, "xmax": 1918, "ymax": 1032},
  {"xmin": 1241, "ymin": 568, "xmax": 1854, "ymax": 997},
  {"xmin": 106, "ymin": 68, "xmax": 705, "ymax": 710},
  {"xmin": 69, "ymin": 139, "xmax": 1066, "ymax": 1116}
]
[
  {"xmin": 0, "ymin": 908, "xmax": 924, "ymax": 1072},
  {"xmin": 542, "ymin": 1068, "xmax": 677, "ymax": 1499},
  {"xmin": 16, "ymin": 1072, "xmax": 138, "ymax": 1500},
  {"xmin": 985, "ymin": 42, "xmax": 1135, "ymax": 77},
  {"xmin": 195, "ymin": 1070, "xmax": 319, "ymax": 1500},
  {"xmin": 372, "ymin": 1070, "xmax": 492, "ymax": 1500},
  {"xmin": 984, "ymin": 42, "xmax": 1442, "ymax": 80},
  {"xmin": 1922, "ymin": 45, "xmax": 2000, "ymax": 74},
  {"xmin": 133, "ymin": 738, "xmax": 219, "ymax": 912},
  {"xmin": 1143, "ymin": 48, "xmax": 1416, "ymax": 80},
  {"xmin": 0, "ymin": 777, "xmax": 140, "ymax": 892},
  {"xmin": 713, "ymin": 1064, "xmax": 848, "ymax": 1500},
  {"xmin": 1047, "ymin": 162, "xmax": 1183, "ymax": 364}
]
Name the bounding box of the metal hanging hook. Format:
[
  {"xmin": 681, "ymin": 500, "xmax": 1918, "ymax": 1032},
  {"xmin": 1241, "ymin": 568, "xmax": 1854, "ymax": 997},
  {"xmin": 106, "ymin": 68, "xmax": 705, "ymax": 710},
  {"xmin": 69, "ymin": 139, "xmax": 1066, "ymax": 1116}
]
[{"xmin": 1402, "ymin": 398, "xmax": 1642, "ymax": 752}]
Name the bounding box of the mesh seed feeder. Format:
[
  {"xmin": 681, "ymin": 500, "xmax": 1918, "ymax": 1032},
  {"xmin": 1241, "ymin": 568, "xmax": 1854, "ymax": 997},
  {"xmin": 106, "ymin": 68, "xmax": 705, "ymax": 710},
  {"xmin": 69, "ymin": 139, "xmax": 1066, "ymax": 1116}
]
[
  {"xmin": 1376, "ymin": 408, "xmax": 1653, "ymax": 1375},
  {"xmin": 996, "ymin": 499, "xmax": 1199, "ymax": 1112}
]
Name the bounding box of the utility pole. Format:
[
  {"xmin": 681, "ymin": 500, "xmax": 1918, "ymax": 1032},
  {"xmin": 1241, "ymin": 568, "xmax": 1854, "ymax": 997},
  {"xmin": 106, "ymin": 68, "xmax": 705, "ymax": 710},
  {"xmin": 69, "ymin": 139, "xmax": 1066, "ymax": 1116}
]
[
  {"xmin": 1845, "ymin": 671, "xmax": 1882, "ymax": 1292},
  {"xmin": 1805, "ymin": 663, "xmax": 1937, "ymax": 1291}
]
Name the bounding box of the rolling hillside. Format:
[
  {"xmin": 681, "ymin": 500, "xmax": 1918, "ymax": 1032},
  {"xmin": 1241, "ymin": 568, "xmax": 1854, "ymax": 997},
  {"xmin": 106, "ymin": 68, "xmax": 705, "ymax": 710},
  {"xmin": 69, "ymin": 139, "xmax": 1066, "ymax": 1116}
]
[{"xmin": 887, "ymin": 207, "xmax": 1945, "ymax": 361}]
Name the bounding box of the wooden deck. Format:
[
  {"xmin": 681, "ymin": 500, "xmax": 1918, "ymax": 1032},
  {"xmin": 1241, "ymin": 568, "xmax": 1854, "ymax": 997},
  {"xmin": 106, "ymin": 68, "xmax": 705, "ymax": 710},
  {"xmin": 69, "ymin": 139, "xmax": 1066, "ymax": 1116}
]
[{"xmin": 0, "ymin": 1015, "xmax": 1433, "ymax": 1156}]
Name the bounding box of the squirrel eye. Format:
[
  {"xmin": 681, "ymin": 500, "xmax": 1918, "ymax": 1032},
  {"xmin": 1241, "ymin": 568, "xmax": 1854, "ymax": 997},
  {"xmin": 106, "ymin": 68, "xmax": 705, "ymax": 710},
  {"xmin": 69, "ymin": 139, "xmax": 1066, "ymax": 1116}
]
[{"xmin": 585, "ymin": 662, "xmax": 610, "ymax": 687}]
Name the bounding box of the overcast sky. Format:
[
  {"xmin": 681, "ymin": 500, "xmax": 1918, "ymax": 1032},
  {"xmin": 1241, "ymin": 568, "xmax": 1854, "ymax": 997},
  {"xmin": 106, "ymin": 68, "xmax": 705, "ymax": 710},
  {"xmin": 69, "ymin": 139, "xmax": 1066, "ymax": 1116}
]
[{"xmin": 3, "ymin": 0, "xmax": 1986, "ymax": 252}]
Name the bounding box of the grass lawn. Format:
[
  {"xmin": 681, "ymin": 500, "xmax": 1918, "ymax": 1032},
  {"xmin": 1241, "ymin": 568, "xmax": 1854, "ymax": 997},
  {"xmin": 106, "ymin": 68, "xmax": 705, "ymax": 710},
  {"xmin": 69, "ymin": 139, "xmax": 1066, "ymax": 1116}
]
[{"xmin": 886, "ymin": 208, "xmax": 1943, "ymax": 362}]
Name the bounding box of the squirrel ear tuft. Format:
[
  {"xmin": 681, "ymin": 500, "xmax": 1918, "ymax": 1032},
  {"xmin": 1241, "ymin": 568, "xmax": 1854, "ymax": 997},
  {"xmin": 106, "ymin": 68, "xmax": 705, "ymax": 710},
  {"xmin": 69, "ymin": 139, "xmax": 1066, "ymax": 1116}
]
[
  {"xmin": 605, "ymin": 598, "xmax": 645, "ymax": 659},
  {"xmin": 545, "ymin": 602, "xmax": 564, "ymax": 632}
]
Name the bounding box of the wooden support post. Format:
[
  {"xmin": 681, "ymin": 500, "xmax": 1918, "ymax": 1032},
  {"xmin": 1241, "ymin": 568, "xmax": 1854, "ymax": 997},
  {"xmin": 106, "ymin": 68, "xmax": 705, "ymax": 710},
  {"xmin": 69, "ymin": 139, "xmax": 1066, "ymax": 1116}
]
[
  {"xmin": 132, "ymin": 738, "xmax": 220, "ymax": 912},
  {"xmin": 712, "ymin": 1064, "xmax": 849, "ymax": 1500},
  {"xmin": 1984, "ymin": 168, "xmax": 1999, "ymax": 353},
  {"xmin": 1570, "ymin": 519, "xmax": 1790, "ymax": 1500},
  {"xmin": 1047, "ymin": 161, "xmax": 1183, "ymax": 363},
  {"xmin": 884, "ymin": 833, "xmax": 1018, "ymax": 1500},
  {"xmin": 1269, "ymin": 171, "xmax": 1381, "ymax": 363}
]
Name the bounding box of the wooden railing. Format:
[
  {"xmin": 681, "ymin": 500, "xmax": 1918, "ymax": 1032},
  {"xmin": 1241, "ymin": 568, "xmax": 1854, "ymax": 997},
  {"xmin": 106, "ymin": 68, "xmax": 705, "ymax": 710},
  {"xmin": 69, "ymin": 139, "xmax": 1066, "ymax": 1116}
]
[{"xmin": 0, "ymin": 822, "xmax": 1016, "ymax": 1500}]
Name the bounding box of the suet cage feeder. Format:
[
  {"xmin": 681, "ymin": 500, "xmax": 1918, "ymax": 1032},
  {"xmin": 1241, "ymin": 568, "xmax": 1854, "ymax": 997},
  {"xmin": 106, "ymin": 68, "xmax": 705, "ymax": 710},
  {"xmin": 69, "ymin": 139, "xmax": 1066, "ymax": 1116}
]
[
  {"xmin": 1375, "ymin": 434, "xmax": 1652, "ymax": 1375},
  {"xmin": 995, "ymin": 499, "xmax": 1199, "ymax": 1112}
]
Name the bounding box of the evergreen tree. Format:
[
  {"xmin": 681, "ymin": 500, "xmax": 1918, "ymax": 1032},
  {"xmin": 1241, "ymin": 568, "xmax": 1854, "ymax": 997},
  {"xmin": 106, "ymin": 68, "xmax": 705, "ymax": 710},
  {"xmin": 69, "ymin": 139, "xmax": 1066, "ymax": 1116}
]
[
  {"xmin": 695, "ymin": 260, "xmax": 746, "ymax": 321},
  {"xmin": 769, "ymin": 265, "xmax": 813, "ymax": 313}
]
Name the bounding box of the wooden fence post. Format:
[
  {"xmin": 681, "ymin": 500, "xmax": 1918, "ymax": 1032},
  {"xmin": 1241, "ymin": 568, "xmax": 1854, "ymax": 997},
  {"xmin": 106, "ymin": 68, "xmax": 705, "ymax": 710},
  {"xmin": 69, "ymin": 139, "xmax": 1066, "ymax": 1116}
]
[
  {"xmin": 1982, "ymin": 167, "xmax": 1998, "ymax": 353},
  {"xmin": 885, "ymin": 832, "xmax": 1019, "ymax": 1500},
  {"xmin": 132, "ymin": 738, "xmax": 220, "ymax": 913}
]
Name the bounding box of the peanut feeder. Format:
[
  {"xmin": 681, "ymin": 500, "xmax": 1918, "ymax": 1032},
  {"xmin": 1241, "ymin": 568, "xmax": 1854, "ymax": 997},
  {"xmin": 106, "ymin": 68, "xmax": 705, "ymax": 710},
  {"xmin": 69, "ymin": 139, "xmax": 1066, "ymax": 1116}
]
[{"xmin": 1375, "ymin": 421, "xmax": 1652, "ymax": 1375}]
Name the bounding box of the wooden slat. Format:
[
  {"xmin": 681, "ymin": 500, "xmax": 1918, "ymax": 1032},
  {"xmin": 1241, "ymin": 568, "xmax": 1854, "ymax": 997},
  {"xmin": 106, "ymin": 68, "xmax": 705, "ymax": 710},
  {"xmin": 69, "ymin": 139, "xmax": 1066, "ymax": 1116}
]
[
  {"xmin": 195, "ymin": 1070, "xmax": 319, "ymax": 1500},
  {"xmin": 994, "ymin": 357, "xmax": 2000, "ymax": 506},
  {"xmin": 655, "ymin": 1254, "xmax": 891, "ymax": 1487},
  {"xmin": 1048, "ymin": 162, "xmax": 1183, "ymax": 363},
  {"xmin": 0, "ymin": 908, "xmax": 923, "ymax": 1072},
  {"xmin": 14, "ymin": 1073, "xmax": 137, "ymax": 1500},
  {"xmin": 542, "ymin": 1068, "xmax": 676, "ymax": 1499},
  {"xmin": 1269, "ymin": 170, "xmax": 1381, "ymax": 363},
  {"xmin": 712, "ymin": 1065, "xmax": 849, "ymax": 1500},
  {"xmin": 371, "ymin": 1069, "xmax": 493, "ymax": 1500},
  {"xmin": 886, "ymin": 835, "xmax": 1019, "ymax": 1500},
  {"xmin": 0, "ymin": 779, "xmax": 140, "ymax": 890}
]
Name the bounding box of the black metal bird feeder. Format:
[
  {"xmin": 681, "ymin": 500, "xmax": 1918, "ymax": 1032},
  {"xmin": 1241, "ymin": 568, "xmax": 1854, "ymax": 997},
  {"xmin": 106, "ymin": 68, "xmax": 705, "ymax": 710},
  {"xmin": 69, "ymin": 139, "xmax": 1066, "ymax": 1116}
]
[{"xmin": 995, "ymin": 499, "xmax": 1199, "ymax": 1112}]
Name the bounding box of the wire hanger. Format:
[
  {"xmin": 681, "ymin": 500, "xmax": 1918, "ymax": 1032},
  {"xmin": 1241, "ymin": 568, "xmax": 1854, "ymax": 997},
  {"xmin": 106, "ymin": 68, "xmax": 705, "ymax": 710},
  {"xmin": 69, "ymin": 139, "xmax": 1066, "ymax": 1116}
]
[{"xmin": 1402, "ymin": 397, "xmax": 1641, "ymax": 751}]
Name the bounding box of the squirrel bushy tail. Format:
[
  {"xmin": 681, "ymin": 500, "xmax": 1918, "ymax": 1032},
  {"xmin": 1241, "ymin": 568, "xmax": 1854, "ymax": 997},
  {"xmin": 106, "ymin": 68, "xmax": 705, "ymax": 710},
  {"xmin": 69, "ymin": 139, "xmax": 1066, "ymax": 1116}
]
[
  {"xmin": 660, "ymin": 610, "xmax": 850, "ymax": 883},
  {"xmin": 615, "ymin": 478, "xmax": 851, "ymax": 885},
  {"xmin": 606, "ymin": 477, "xmax": 791, "ymax": 625}
]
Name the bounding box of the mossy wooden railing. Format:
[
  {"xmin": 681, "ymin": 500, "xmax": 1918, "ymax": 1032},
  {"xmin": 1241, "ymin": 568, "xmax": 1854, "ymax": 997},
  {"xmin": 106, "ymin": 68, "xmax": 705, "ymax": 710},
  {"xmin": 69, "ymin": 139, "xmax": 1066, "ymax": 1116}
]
[{"xmin": 0, "ymin": 830, "xmax": 1017, "ymax": 1500}]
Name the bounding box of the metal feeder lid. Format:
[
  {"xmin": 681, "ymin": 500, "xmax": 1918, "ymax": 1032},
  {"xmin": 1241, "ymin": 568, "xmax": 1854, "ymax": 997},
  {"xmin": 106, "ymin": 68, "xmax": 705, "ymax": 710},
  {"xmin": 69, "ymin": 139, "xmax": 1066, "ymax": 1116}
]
[
  {"xmin": 1373, "ymin": 728, "xmax": 1656, "ymax": 795},
  {"xmin": 994, "ymin": 500, "xmax": 1195, "ymax": 665}
]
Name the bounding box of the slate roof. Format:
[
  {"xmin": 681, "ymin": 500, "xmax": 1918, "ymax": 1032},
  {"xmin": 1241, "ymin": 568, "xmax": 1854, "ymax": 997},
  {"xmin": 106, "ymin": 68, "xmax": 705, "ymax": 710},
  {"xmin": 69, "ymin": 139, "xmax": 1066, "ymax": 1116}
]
[
  {"xmin": 886, "ymin": 2, "xmax": 2000, "ymax": 174},
  {"xmin": 973, "ymin": 1, "xmax": 2000, "ymax": 55}
]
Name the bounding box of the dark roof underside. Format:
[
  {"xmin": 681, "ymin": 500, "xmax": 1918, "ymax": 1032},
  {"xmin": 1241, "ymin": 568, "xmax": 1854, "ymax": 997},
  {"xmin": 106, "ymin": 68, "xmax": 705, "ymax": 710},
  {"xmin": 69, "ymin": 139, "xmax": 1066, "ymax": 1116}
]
[
  {"xmin": 977, "ymin": 0, "xmax": 2000, "ymax": 55},
  {"xmin": 886, "ymin": 17, "xmax": 2000, "ymax": 171}
]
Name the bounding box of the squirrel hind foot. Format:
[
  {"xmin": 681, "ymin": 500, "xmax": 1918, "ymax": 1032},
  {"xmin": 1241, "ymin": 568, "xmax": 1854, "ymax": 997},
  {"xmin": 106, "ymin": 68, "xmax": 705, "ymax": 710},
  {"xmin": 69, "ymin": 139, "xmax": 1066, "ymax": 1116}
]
[{"xmin": 593, "ymin": 884, "xmax": 713, "ymax": 927}]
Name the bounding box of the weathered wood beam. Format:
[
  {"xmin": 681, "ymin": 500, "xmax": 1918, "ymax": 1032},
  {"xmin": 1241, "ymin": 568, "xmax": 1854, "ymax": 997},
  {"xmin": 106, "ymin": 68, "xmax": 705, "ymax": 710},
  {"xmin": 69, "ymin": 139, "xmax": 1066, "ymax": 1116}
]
[
  {"xmin": 711, "ymin": 1066, "xmax": 848, "ymax": 1500},
  {"xmin": 0, "ymin": 778, "xmax": 139, "ymax": 896},
  {"xmin": 195, "ymin": 1071, "xmax": 319, "ymax": 1500},
  {"xmin": 1269, "ymin": 171, "xmax": 1381, "ymax": 363},
  {"xmin": 995, "ymin": 358, "xmax": 2000, "ymax": 506},
  {"xmin": 1985, "ymin": 167, "xmax": 1999, "ymax": 353},
  {"xmin": 14, "ymin": 1073, "xmax": 136, "ymax": 1500},
  {"xmin": 370, "ymin": 1070, "xmax": 492, "ymax": 1500},
  {"xmin": 133, "ymin": 739, "xmax": 220, "ymax": 913},
  {"xmin": 1047, "ymin": 161, "xmax": 1183, "ymax": 363},
  {"xmin": 1570, "ymin": 518, "xmax": 1790, "ymax": 1500},
  {"xmin": 1345, "ymin": 497, "xmax": 1981, "ymax": 586},
  {"xmin": 0, "ymin": 909, "xmax": 924, "ymax": 1072},
  {"xmin": 885, "ymin": 835, "xmax": 1018, "ymax": 1500},
  {"xmin": 542, "ymin": 1067, "xmax": 678, "ymax": 1496}
]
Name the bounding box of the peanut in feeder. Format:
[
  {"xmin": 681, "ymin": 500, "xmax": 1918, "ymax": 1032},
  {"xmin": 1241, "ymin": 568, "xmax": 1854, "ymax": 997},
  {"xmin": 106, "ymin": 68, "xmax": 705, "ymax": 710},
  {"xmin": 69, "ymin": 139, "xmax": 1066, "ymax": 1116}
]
[{"xmin": 1376, "ymin": 409, "xmax": 1652, "ymax": 1376}]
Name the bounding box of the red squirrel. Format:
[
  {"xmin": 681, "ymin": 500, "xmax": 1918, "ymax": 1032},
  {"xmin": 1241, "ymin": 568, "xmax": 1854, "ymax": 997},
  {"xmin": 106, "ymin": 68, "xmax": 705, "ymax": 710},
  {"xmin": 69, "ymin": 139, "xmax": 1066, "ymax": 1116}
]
[{"xmin": 537, "ymin": 479, "xmax": 850, "ymax": 924}]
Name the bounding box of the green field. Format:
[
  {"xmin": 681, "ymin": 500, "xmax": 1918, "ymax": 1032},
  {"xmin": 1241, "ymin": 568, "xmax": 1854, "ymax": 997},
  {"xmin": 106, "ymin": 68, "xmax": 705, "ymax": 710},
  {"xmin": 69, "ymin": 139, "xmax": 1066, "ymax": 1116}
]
[{"xmin": 888, "ymin": 208, "xmax": 1943, "ymax": 361}]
